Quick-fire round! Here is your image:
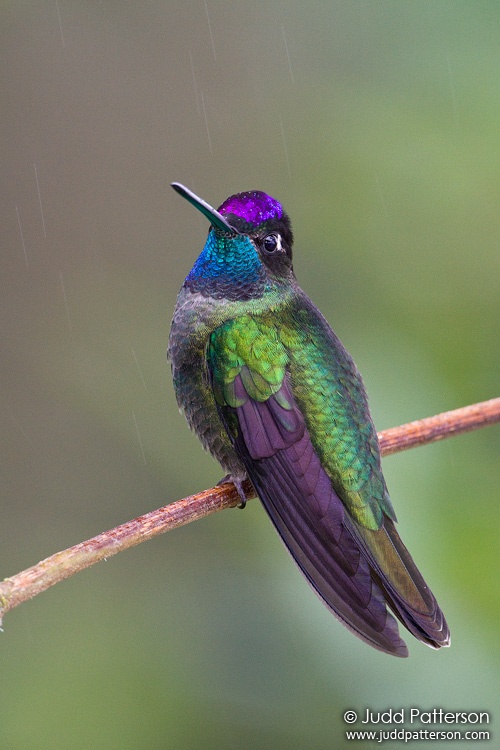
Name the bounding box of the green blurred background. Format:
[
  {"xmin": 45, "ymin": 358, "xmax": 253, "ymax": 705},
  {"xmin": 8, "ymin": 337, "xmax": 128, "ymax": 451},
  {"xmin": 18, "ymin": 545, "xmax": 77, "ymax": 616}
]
[{"xmin": 1, "ymin": 2, "xmax": 499, "ymax": 748}]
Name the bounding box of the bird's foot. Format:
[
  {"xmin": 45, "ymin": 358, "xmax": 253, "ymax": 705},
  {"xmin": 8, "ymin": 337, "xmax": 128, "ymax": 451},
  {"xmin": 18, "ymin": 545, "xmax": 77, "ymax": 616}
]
[{"xmin": 217, "ymin": 474, "xmax": 248, "ymax": 509}]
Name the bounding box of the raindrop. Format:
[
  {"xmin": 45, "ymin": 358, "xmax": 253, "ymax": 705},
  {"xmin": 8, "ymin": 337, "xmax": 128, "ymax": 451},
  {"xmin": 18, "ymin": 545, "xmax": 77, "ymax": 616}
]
[
  {"xmin": 203, "ymin": 0, "xmax": 216, "ymax": 60},
  {"xmin": 15, "ymin": 204, "xmax": 28, "ymax": 267},
  {"xmin": 132, "ymin": 348, "xmax": 148, "ymax": 392},
  {"xmin": 34, "ymin": 163, "xmax": 47, "ymax": 238},
  {"xmin": 55, "ymin": 0, "xmax": 66, "ymax": 48},
  {"xmin": 281, "ymin": 23, "xmax": 294, "ymax": 85}
]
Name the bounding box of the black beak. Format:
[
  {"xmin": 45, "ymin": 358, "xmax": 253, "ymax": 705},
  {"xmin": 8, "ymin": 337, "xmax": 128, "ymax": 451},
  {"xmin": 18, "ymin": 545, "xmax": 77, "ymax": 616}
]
[{"xmin": 171, "ymin": 183, "xmax": 240, "ymax": 235}]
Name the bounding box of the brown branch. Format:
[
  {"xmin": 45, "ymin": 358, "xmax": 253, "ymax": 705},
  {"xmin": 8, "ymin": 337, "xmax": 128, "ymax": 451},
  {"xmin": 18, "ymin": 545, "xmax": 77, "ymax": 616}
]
[
  {"xmin": 1, "ymin": 397, "xmax": 499, "ymax": 625},
  {"xmin": 377, "ymin": 397, "xmax": 500, "ymax": 454}
]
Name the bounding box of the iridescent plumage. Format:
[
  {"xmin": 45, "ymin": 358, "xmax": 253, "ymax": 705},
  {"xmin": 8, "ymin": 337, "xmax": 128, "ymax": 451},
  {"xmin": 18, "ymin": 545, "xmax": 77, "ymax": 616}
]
[{"xmin": 168, "ymin": 183, "xmax": 450, "ymax": 656}]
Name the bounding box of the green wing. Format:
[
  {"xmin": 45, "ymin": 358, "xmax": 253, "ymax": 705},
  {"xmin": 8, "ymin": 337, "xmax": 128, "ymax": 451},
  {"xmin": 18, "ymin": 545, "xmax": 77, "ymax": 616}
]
[
  {"xmin": 206, "ymin": 303, "xmax": 449, "ymax": 655},
  {"xmin": 209, "ymin": 307, "xmax": 394, "ymax": 531}
]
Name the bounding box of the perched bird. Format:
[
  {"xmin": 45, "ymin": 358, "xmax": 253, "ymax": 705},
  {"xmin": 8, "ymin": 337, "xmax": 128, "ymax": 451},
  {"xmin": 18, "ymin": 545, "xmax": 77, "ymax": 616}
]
[{"xmin": 168, "ymin": 183, "xmax": 450, "ymax": 656}]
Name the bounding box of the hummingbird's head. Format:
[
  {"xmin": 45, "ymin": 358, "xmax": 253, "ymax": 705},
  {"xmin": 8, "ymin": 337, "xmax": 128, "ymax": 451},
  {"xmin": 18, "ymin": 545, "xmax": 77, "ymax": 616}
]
[{"xmin": 172, "ymin": 183, "xmax": 294, "ymax": 300}]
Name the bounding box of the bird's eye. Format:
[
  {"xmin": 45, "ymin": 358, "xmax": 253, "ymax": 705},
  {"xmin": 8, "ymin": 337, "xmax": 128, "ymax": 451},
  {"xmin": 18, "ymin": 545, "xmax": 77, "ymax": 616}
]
[{"xmin": 263, "ymin": 233, "xmax": 280, "ymax": 253}]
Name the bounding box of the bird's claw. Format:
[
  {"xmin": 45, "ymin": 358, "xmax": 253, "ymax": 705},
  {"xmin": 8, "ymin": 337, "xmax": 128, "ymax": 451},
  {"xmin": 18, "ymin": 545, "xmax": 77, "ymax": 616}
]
[{"xmin": 217, "ymin": 474, "xmax": 248, "ymax": 509}]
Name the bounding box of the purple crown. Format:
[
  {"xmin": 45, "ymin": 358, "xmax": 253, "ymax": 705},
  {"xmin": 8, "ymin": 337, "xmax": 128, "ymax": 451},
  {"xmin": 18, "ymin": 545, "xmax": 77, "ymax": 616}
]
[{"xmin": 218, "ymin": 191, "xmax": 283, "ymax": 228}]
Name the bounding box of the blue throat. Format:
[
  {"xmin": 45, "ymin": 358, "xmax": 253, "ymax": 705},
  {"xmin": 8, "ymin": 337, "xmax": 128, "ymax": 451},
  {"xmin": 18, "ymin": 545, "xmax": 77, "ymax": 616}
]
[{"xmin": 185, "ymin": 230, "xmax": 266, "ymax": 300}]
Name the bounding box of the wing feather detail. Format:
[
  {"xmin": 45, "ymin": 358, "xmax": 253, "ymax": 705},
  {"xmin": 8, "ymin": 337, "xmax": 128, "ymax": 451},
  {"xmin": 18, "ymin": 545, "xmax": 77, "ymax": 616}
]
[
  {"xmin": 208, "ymin": 312, "xmax": 449, "ymax": 655},
  {"xmin": 217, "ymin": 370, "xmax": 449, "ymax": 655}
]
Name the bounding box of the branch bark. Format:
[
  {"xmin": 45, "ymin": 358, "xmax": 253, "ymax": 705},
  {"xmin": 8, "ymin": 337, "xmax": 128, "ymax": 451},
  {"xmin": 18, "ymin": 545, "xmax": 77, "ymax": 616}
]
[{"xmin": 1, "ymin": 397, "xmax": 499, "ymax": 625}]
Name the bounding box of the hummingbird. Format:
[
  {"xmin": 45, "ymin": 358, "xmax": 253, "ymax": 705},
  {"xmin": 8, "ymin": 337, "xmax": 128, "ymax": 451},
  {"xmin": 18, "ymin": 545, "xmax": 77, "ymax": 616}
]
[{"xmin": 168, "ymin": 183, "xmax": 450, "ymax": 657}]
